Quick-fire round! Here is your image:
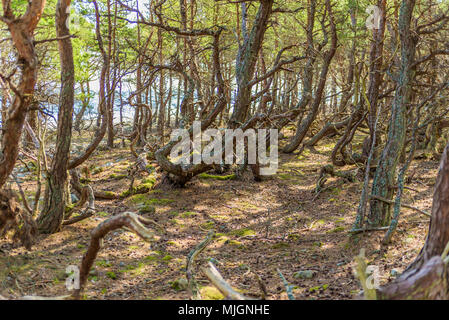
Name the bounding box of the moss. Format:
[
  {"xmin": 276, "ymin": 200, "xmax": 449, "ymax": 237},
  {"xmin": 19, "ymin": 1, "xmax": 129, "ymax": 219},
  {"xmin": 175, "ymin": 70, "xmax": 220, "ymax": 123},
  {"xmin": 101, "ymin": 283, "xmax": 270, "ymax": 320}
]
[
  {"xmin": 170, "ymin": 218, "xmax": 184, "ymax": 227},
  {"xmin": 119, "ymin": 262, "xmax": 145, "ymax": 276},
  {"xmin": 330, "ymin": 187, "xmax": 342, "ymax": 195},
  {"xmin": 334, "ymin": 217, "xmax": 345, "ymax": 224},
  {"xmin": 272, "ymin": 242, "xmax": 290, "ymax": 249},
  {"xmin": 55, "ymin": 269, "xmax": 68, "ymax": 281},
  {"xmin": 110, "ymin": 173, "xmax": 127, "ymax": 180},
  {"xmin": 229, "ymin": 228, "xmax": 256, "ymax": 237},
  {"xmin": 310, "ymin": 220, "xmax": 326, "ymax": 229},
  {"xmin": 148, "ymin": 198, "xmax": 174, "ymax": 205},
  {"xmin": 240, "ymin": 202, "xmax": 259, "ymax": 210},
  {"xmin": 327, "ymin": 226, "xmax": 345, "ymax": 233},
  {"xmin": 170, "ymin": 278, "xmax": 188, "ymax": 291},
  {"xmin": 287, "ymin": 234, "xmax": 300, "ymax": 241},
  {"xmin": 181, "ymin": 211, "xmax": 197, "ymax": 218},
  {"xmin": 128, "ymin": 194, "xmax": 174, "ymax": 206},
  {"xmin": 166, "ymin": 240, "xmax": 181, "ymax": 247},
  {"xmin": 138, "ymin": 204, "xmax": 156, "ymax": 214},
  {"xmin": 97, "ymin": 211, "xmax": 110, "ymax": 217},
  {"xmin": 135, "ymin": 177, "xmax": 156, "ymax": 193},
  {"xmin": 224, "ymin": 239, "xmax": 243, "ymax": 248},
  {"xmin": 92, "ymin": 167, "xmax": 103, "ymax": 175},
  {"xmin": 200, "ymin": 286, "xmax": 224, "ymax": 300},
  {"xmin": 96, "ymin": 260, "xmax": 112, "ymax": 267},
  {"xmin": 162, "ymin": 255, "xmax": 173, "ymax": 262},
  {"xmin": 65, "ymin": 203, "xmax": 76, "ymax": 213},
  {"xmin": 309, "ymin": 284, "xmax": 329, "ymax": 292},
  {"xmin": 77, "ymin": 244, "xmax": 86, "ymax": 249},
  {"xmin": 200, "ymin": 221, "xmax": 215, "ymax": 230},
  {"xmin": 313, "ymin": 241, "xmax": 323, "ymax": 247},
  {"xmin": 106, "ymin": 271, "xmax": 117, "ymax": 280},
  {"xmin": 144, "ymin": 254, "xmax": 159, "ymax": 263},
  {"xmin": 127, "ymin": 194, "xmax": 146, "ymax": 204},
  {"xmin": 120, "ymin": 189, "xmax": 132, "ymax": 198},
  {"xmin": 278, "ymin": 173, "xmax": 294, "ymax": 180},
  {"xmin": 198, "ymin": 173, "xmax": 236, "ymax": 181}
]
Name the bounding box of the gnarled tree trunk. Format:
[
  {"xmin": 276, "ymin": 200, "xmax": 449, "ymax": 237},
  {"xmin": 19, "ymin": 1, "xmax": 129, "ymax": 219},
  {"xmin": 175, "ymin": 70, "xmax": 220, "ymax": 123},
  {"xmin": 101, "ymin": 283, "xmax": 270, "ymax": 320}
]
[
  {"xmin": 368, "ymin": 0, "xmax": 417, "ymax": 227},
  {"xmin": 0, "ymin": 0, "xmax": 46, "ymax": 189},
  {"xmin": 376, "ymin": 141, "xmax": 449, "ymax": 299},
  {"xmin": 37, "ymin": 0, "xmax": 75, "ymax": 234}
]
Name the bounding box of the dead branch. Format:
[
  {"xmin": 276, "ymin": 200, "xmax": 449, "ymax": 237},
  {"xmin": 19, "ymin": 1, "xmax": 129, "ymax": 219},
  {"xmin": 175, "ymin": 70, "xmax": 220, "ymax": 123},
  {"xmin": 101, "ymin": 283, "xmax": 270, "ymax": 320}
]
[
  {"xmin": 277, "ymin": 268, "xmax": 295, "ymax": 300},
  {"xmin": 63, "ymin": 185, "xmax": 95, "ymax": 226},
  {"xmin": 201, "ymin": 261, "xmax": 252, "ymax": 300},
  {"xmin": 369, "ymin": 195, "xmax": 431, "ymax": 218},
  {"xmin": 72, "ymin": 212, "xmax": 157, "ymax": 299},
  {"xmin": 186, "ymin": 231, "xmax": 214, "ymax": 300}
]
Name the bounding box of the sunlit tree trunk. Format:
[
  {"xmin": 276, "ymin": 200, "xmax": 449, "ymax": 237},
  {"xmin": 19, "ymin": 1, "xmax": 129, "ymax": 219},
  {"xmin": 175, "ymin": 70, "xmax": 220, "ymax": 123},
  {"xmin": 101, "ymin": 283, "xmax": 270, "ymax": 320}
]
[
  {"xmin": 0, "ymin": 0, "xmax": 46, "ymax": 189},
  {"xmin": 37, "ymin": 0, "xmax": 75, "ymax": 234},
  {"xmin": 229, "ymin": 0, "xmax": 274, "ymax": 127}
]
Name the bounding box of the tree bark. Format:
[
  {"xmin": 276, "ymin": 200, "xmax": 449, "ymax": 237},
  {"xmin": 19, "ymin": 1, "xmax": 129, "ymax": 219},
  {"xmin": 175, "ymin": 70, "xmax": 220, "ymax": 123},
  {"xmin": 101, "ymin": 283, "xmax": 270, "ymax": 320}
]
[
  {"xmin": 376, "ymin": 141, "xmax": 449, "ymax": 299},
  {"xmin": 37, "ymin": 0, "xmax": 75, "ymax": 234},
  {"xmin": 229, "ymin": 0, "xmax": 274, "ymax": 127},
  {"xmin": 0, "ymin": 0, "xmax": 46, "ymax": 189},
  {"xmin": 368, "ymin": 0, "xmax": 417, "ymax": 227}
]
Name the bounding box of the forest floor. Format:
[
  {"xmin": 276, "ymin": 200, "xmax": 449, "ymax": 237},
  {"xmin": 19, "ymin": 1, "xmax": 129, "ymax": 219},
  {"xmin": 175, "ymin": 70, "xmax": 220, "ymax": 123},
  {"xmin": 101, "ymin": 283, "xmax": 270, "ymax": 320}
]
[{"xmin": 0, "ymin": 129, "xmax": 438, "ymax": 300}]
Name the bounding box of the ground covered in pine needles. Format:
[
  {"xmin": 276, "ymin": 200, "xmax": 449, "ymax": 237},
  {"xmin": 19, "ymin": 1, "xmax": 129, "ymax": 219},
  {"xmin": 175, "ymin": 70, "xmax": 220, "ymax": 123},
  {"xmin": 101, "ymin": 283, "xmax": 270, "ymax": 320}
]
[{"xmin": 0, "ymin": 130, "xmax": 437, "ymax": 300}]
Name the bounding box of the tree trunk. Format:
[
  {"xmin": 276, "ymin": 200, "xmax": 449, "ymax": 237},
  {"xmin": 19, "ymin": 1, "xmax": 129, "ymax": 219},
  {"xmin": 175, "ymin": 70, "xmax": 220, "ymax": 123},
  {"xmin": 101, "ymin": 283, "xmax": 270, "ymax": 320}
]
[
  {"xmin": 37, "ymin": 0, "xmax": 75, "ymax": 234},
  {"xmin": 229, "ymin": 0, "xmax": 274, "ymax": 127},
  {"xmin": 376, "ymin": 141, "xmax": 449, "ymax": 299},
  {"xmin": 0, "ymin": 0, "xmax": 46, "ymax": 189},
  {"xmin": 368, "ymin": 0, "xmax": 417, "ymax": 227},
  {"xmin": 282, "ymin": 0, "xmax": 337, "ymax": 153}
]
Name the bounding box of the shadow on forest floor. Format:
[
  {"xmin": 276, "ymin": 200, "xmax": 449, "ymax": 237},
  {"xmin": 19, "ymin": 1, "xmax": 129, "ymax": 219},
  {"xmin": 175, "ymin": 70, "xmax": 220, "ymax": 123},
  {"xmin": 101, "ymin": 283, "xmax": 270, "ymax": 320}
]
[{"xmin": 0, "ymin": 131, "xmax": 438, "ymax": 300}]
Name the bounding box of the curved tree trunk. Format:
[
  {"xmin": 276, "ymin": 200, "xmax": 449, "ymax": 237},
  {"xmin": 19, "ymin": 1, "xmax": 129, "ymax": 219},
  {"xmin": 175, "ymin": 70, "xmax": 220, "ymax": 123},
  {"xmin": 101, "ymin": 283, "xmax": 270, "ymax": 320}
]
[
  {"xmin": 282, "ymin": 0, "xmax": 337, "ymax": 153},
  {"xmin": 376, "ymin": 141, "xmax": 449, "ymax": 299},
  {"xmin": 68, "ymin": 0, "xmax": 109, "ymax": 170},
  {"xmin": 0, "ymin": 0, "xmax": 46, "ymax": 189},
  {"xmin": 37, "ymin": 0, "xmax": 75, "ymax": 234}
]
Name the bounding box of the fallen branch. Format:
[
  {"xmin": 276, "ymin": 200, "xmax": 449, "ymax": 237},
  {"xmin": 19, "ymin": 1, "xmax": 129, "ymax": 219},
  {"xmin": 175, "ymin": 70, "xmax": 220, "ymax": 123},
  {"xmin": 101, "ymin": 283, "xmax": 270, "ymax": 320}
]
[
  {"xmin": 64, "ymin": 185, "xmax": 95, "ymax": 224},
  {"xmin": 369, "ymin": 195, "xmax": 431, "ymax": 218},
  {"xmin": 277, "ymin": 268, "xmax": 295, "ymax": 300},
  {"xmin": 349, "ymin": 226, "xmax": 390, "ymax": 235},
  {"xmin": 201, "ymin": 261, "xmax": 251, "ymax": 300},
  {"xmin": 72, "ymin": 212, "xmax": 157, "ymax": 299},
  {"xmin": 186, "ymin": 231, "xmax": 214, "ymax": 300}
]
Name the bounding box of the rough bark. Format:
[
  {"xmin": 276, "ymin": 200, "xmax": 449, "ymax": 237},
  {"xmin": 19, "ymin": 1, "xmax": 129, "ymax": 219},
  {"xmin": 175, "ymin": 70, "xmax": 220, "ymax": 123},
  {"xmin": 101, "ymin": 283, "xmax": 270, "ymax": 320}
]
[
  {"xmin": 229, "ymin": 0, "xmax": 274, "ymax": 127},
  {"xmin": 368, "ymin": 0, "xmax": 417, "ymax": 227},
  {"xmin": 375, "ymin": 141, "xmax": 449, "ymax": 299},
  {"xmin": 282, "ymin": 0, "xmax": 337, "ymax": 153},
  {"xmin": 0, "ymin": 0, "xmax": 46, "ymax": 188},
  {"xmin": 37, "ymin": 0, "xmax": 75, "ymax": 234}
]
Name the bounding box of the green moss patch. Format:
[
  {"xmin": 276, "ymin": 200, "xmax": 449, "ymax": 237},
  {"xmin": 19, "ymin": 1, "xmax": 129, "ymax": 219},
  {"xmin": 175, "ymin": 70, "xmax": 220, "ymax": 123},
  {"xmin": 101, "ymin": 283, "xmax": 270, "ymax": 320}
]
[
  {"xmin": 198, "ymin": 173, "xmax": 236, "ymax": 181},
  {"xmin": 228, "ymin": 228, "xmax": 256, "ymax": 237},
  {"xmin": 200, "ymin": 286, "xmax": 224, "ymax": 300}
]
